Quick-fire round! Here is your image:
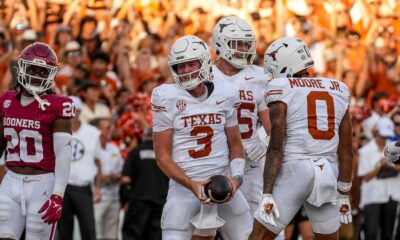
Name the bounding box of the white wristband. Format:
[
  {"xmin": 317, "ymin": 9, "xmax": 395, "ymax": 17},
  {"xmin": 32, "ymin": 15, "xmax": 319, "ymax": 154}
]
[
  {"xmin": 337, "ymin": 181, "xmax": 352, "ymax": 193},
  {"xmin": 230, "ymin": 158, "xmax": 245, "ymax": 177}
]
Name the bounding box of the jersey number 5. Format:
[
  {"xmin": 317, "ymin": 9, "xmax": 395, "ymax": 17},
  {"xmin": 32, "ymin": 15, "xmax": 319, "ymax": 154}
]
[
  {"xmin": 237, "ymin": 102, "xmax": 255, "ymax": 139},
  {"xmin": 307, "ymin": 91, "xmax": 335, "ymax": 140},
  {"xmin": 189, "ymin": 126, "xmax": 213, "ymax": 158}
]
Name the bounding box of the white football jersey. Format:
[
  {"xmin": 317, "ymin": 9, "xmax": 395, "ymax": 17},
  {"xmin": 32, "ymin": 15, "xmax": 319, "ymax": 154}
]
[
  {"xmin": 151, "ymin": 80, "xmax": 240, "ymax": 180},
  {"xmin": 212, "ymin": 65, "xmax": 269, "ymax": 149},
  {"xmin": 264, "ymin": 77, "xmax": 350, "ymax": 161}
]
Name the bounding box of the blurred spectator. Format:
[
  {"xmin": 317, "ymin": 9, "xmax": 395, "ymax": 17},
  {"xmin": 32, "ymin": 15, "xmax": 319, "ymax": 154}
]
[
  {"xmin": 53, "ymin": 25, "xmax": 72, "ymax": 56},
  {"xmin": 91, "ymin": 118, "xmax": 123, "ymax": 240},
  {"xmin": 79, "ymin": 80, "xmax": 111, "ymax": 124},
  {"xmin": 89, "ymin": 50, "xmax": 119, "ymax": 104},
  {"xmin": 361, "ymin": 92, "xmax": 389, "ymax": 140},
  {"xmin": 121, "ymin": 128, "xmax": 169, "ymax": 240},
  {"xmin": 358, "ymin": 117, "xmax": 398, "ymax": 240},
  {"xmin": 57, "ymin": 96, "xmax": 102, "ymax": 240}
]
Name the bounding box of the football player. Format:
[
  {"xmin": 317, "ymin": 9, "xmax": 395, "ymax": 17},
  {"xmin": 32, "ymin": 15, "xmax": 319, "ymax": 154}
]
[
  {"xmin": 250, "ymin": 37, "xmax": 354, "ymax": 240},
  {"xmin": 0, "ymin": 42, "xmax": 74, "ymax": 239},
  {"xmin": 152, "ymin": 35, "xmax": 252, "ymax": 240},
  {"xmin": 211, "ymin": 16, "xmax": 271, "ymax": 216}
]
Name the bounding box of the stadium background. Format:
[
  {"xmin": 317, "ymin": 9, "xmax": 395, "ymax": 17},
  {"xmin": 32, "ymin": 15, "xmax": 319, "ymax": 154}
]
[{"xmin": 0, "ymin": 0, "xmax": 399, "ymax": 239}]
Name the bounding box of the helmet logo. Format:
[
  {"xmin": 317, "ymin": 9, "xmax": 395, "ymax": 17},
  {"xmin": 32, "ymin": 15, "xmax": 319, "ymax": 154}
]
[
  {"xmin": 266, "ymin": 44, "xmax": 287, "ymax": 61},
  {"xmin": 219, "ymin": 23, "xmax": 234, "ymax": 33}
]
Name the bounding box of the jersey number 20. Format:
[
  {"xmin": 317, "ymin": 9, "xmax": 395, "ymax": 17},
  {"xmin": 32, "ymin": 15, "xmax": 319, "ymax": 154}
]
[{"xmin": 4, "ymin": 128, "xmax": 43, "ymax": 162}]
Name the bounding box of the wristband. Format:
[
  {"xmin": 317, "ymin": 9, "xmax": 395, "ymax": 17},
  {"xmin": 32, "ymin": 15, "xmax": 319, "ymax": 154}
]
[
  {"xmin": 230, "ymin": 158, "xmax": 245, "ymax": 177},
  {"xmin": 338, "ymin": 181, "xmax": 352, "ymax": 193},
  {"xmin": 233, "ymin": 175, "xmax": 244, "ymax": 186}
]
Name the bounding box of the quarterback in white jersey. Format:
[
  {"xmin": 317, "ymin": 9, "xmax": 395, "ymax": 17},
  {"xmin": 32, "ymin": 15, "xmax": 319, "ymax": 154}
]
[
  {"xmin": 250, "ymin": 37, "xmax": 354, "ymax": 240},
  {"xmin": 212, "ymin": 16, "xmax": 271, "ymax": 217},
  {"xmin": 152, "ymin": 35, "xmax": 252, "ymax": 240}
]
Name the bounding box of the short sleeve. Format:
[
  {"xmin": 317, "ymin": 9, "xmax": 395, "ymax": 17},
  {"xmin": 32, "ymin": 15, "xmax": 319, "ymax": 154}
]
[
  {"xmin": 264, "ymin": 78, "xmax": 291, "ymax": 107},
  {"xmin": 256, "ymin": 81, "xmax": 269, "ymax": 112},
  {"xmin": 151, "ymin": 88, "xmax": 173, "ymax": 132},
  {"xmin": 55, "ymin": 96, "xmax": 75, "ymax": 119},
  {"xmin": 225, "ymin": 86, "xmax": 240, "ymax": 127}
]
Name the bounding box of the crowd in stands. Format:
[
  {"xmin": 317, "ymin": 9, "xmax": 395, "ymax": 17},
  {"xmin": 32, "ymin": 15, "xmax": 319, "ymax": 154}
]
[{"xmin": 0, "ymin": 0, "xmax": 399, "ymax": 239}]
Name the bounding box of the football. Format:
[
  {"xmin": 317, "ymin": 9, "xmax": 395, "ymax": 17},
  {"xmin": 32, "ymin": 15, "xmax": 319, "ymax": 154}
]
[{"xmin": 204, "ymin": 175, "xmax": 233, "ymax": 203}]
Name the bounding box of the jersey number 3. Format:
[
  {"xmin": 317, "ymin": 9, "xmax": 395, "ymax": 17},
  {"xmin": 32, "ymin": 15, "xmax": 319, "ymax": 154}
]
[
  {"xmin": 307, "ymin": 91, "xmax": 335, "ymax": 140},
  {"xmin": 189, "ymin": 126, "xmax": 213, "ymax": 158}
]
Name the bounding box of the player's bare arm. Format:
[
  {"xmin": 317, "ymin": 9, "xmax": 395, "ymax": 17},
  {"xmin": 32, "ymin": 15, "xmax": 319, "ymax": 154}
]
[
  {"xmin": 258, "ymin": 109, "xmax": 271, "ymax": 136},
  {"xmin": 154, "ymin": 129, "xmax": 210, "ymax": 203},
  {"xmin": 336, "ymin": 109, "xmax": 354, "ymax": 194},
  {"xmin": 263, "ymin": 102, "xmax": 287, "ymax": 194}
]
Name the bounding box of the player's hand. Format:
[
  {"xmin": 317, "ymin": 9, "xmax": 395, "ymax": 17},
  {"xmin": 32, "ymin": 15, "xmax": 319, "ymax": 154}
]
[
  {"xmin": 190, "ymin": 179, "xmax": 212, "ymax": 204},
  {"xmin": 245, "ymin": 141, "xmax": 266, "ymax": 162},
  {"xmin": 338, "ymin": 194, "xmax": 352, "ymax": 224},
  {"xmin": 258, "ymin": 194, "xmax": 280, "ymax": 226},
  {"xmin": 38, "ymin": 194, "xmax": 63, "ymax": 224},
  {"xmin": 226, "ymin": 175, "xmax": 241, "ymax": 194}
]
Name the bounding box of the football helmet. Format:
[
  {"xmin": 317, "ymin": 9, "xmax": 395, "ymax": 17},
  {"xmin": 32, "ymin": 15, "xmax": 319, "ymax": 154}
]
[
  {"xmin": 264, "ymin": 37, "xmax": 314, "ymax": 78},
  {"xmin": 212, "ymin": 16, "xmax": 256, "ymax": 69},
  {"xmin": 168, "ymin": 35, "xmax": 212, "ymax": 90},
  {"xmin": 17, "ymin": 42, "xmax": 59, "ymax": 94}
]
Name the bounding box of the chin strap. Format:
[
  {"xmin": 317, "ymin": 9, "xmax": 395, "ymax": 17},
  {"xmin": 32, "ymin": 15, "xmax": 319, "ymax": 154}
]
[{"xmin": 32, "ymin": 92, "xmax": 50, "ymax": 111}]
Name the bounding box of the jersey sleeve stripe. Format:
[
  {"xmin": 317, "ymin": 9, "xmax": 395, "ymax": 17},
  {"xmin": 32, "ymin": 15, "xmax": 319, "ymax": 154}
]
[{"xmin": 151, "ymin": 103, "xmax": 167, "ymax": 112}]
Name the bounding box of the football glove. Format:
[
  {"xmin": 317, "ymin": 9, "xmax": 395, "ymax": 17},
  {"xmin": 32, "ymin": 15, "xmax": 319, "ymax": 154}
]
[
  {"xmin": 38, "ymin": 194, "xmax": 63, "ymax": 224},
  {"xmin": 338, "ymin": 194, "xmax": 352, "ymax": 224},
  {"xmin": 257, "ymin": 194, "xmax": 280, "ymax": 226},
  {"xmin": 245, "ymin": 141, "xmax": 266, "ymax": 162}
]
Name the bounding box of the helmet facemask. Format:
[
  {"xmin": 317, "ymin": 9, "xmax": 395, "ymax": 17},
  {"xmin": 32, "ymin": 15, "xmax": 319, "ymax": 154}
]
[
  {"xmin": 212, "ymin": 16, "xmax": 257, "ymax": 69},
  {"xmin": 220, "ymin": 37, "xmax": 256, "ymax": 69},
  {"xmin": 17, "ymin": 59, "xmax": 58, "ymax": 94},
  {"xmin": 170, "ymin": 55, "xmax": 212, "ymax": 90}
]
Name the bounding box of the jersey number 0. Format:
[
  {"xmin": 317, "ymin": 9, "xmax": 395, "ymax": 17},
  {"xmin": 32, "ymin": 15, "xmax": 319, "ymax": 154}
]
[{"xmin": 307, "ymin": 91, "xmax": 335, "ymax": 140}]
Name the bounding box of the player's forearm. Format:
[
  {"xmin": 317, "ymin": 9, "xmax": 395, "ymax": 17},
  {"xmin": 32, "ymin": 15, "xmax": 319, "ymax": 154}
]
[
  {"xmin": 226, "ymin": 125, "xmax": 245, "ymax": 160},
  {"xmin": 156, "ymin": 156, "xmax": 193, "ymax": 190},
  {"xmin": 263, "ymin": 149, "xmax": 283, "ymax": 194},
  {"xmin": 338, "ymin": 154, "xmax": 354, "ymax": 184}
]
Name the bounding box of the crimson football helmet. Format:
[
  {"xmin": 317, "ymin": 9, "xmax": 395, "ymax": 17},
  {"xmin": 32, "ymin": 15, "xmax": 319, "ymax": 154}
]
[{"xmin": 17, "ymin": 42, "xmax": 59, "ymax": 94}]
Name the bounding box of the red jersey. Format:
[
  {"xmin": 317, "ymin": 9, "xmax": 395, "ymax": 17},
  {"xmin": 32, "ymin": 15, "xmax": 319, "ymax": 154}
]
[{"xmin": 0, "ymin": 91, "xmax": 74, "ymax": 172}]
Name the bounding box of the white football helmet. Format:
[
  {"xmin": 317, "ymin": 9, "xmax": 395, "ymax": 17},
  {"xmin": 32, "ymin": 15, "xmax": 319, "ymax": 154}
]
[
  {"xmin": 264, "ymin": 37, "xmax": 314, "ymax": 78},
  {"xmin": 212, "ymin": 16, "xmax": 256, "ymax": 69},
  {"xmin": 168, "ymin": 35, "xmax": 212, "ymax": 90}
]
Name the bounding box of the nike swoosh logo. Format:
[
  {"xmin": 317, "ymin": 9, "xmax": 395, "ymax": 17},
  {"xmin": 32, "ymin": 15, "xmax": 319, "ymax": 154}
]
[
  {"xmin": 249, "ymin": 165, "xmax": 258, "ymax": 168},
  {"xmin": 245, "ymin": 76, "xmax": 254, "ymax": 80},
  {"xmin": 313, "ymin": 159, "xmax": 320, "ymax": 162},
  {"xmin": 216, "ymin": 100, "xmax": 225, "ymax": 105}
]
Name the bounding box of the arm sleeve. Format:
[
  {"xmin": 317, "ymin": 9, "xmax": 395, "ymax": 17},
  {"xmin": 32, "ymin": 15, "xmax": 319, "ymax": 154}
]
[{"xmin": 53, "ymin": 132, "xmax": 72, "ymax": 197}]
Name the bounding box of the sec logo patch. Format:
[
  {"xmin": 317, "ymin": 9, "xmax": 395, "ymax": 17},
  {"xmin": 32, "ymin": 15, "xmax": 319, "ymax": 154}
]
[
  {"xmin": 3, "ymin": 100, "xmax": 11, "ymax": 108},
  {"xmin": 176, "ymin": 100, "xmax": 186, "ymax": 110}
]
